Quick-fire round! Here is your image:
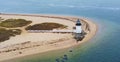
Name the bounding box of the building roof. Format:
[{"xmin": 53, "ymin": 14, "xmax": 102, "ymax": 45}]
[{"xmin": 76, "ymin": 19, "xmax": 81, "ymax": 26}]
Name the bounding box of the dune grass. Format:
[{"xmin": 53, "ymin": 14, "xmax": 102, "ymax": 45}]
[
  {"xmin": 25, "ymin": 22, "xmax": 67, "ymax": 30},
  {"xmin": 0, "ymin": 28, "xmax": 21, "ymax": 42},
  {"xmin": 0, "ymin": 19, "xmax": 32, "ymax": 28}
]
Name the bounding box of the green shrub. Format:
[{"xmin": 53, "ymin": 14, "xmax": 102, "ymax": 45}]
[
  {"xmin": 0, "ymin": 19, "xmax": 32, "ymax": 28},
  {"xmin": 0, "ymin": 28, "xmax": 22, "ymax": 42},
  {"xmin": 25, "ymin": 22, "xmax": 67, "ymax": 30}
]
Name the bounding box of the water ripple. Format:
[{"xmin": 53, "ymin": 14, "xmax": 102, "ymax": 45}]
[{"xmin": 48, "ymin": 4, "xmax": 120, "ymax": 11}]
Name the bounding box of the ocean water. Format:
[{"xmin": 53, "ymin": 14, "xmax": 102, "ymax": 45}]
[{"xmin": 0, "ymin": 0, "xmax": 120, "ymax": 62}]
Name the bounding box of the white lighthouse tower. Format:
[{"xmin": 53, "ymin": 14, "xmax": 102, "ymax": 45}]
[
  {"xmin": 75, "ymin": 19, "xmax": 82, "ymax": 33},
  {"xmin": 73, "ymin": 19, "xmax": 84, "ymax": 41}
]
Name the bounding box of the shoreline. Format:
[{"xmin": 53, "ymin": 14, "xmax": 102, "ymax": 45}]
[{"xmin": 0, "ymin": 13, "xmax": 97, "ymax": 62}]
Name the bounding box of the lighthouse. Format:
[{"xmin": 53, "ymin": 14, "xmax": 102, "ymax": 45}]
[
  {"xmin": 74, "ymin": 19, "xmax": 85, "ymax": 41},
  {"xmin": 75, "ymin": 19, "xmax": 82, "ymax": 33}
]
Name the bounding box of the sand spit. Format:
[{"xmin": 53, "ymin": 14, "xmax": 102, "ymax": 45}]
[{"xmin": 0, "ymin": 13, "xmax": 97, "ymax": 61}]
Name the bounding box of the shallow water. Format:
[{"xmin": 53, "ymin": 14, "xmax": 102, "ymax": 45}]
[{"xmin": 1, "ymin": 0, "xmax": 120, "ymax": 62}]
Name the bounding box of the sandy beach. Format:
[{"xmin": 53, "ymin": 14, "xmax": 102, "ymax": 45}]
[{"xmin": 0, "ymin": 13, "xmax": 97, "ymax": 61}]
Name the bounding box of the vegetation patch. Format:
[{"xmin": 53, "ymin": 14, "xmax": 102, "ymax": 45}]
[
  {"xmin": 0, "ymin": 28, "xmax": 22, "ymax": 42},
  {"xmin": 0, "ymin": 19, "xmax": 32, "ymax": 28},
  {"xmin": 25, "ymin": 22, "xmax": 67, "ymax": 30},
  {"xmin": 0, "ymin": 17, "xmax": 4, "ymax": 21}
]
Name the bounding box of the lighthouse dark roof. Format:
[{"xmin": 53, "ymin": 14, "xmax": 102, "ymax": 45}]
[{"xmin": 76, "ymin": 19, "xmax": 81, "ymax": 26}]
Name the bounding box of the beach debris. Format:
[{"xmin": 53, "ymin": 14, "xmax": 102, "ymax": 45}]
[
  {"xmin": 55, "ymin": 54, "xmax": 69, "ymax": 62},
  {"xmin": 63, "ymin": 54, "xmax": 68, "ymax": 60},
  {"xmin": 61, "ymin": 60, "xmax": 65, "ymax": 62},
  {"xmin": 63, "ymin": 57, "xmax": 68, "ymax": 60},
  {"xmin": 69, "ymin": 50, "xmax": 73, "ymax": 52},
  {"xmin": 64, "ymin": 54, "xmax": 67, "ymax": 57},
  {"xmin": 19, "ymin": 51, "xmax": 22, "ymax": 54},
  {"xmin": 56, "ymin": 58, "xmax": 60, "ymax": 62}
]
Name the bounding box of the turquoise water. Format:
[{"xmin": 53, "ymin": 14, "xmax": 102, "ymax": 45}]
[{"xmin": 1, "ymin": 0, "xmax": 120, "ymax": 62}]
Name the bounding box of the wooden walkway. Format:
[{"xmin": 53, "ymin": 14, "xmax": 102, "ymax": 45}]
[{"xmin": 27, "ymin": 30, "xmax": 74, "ymax": 33}]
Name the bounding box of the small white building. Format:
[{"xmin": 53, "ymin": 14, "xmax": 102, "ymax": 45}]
[{"xmin": 74, "ymin": 19, "xmax": 82, "ymax": 33}]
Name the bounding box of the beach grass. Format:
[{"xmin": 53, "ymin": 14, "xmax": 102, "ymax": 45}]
[
  {"xmin": 0, "ymin": 28, "xmax": 21, "ymax": 42},
  {"xmin": 0, "ymin": 19, "xmax": 32, "ymax": 28},
  {"xmin": 25, "ymin": 22, "xmax": 67, "ymax": 30}
]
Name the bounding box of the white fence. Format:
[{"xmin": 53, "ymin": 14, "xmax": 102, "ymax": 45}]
[{"xmin": 27, "ymin": 30, "xmax": 74, "ymax": 33}]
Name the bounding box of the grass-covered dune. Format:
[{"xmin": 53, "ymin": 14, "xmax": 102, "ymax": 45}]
[
  {"xmin": 0, "ymin": 28, "xmax": 21, "ymax": 42},
  {"xmin": 0, "ymin": 19, "xmax": 32, "ymax": 28},
  {"xmin": 25, "ymin": 22, "xmax": 67, "ymax": 30}
]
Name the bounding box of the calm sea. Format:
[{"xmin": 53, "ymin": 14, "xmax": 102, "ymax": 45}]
[{"xmin": 0, "ymin": 0, "xmax": 120, "ymax": 62}]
